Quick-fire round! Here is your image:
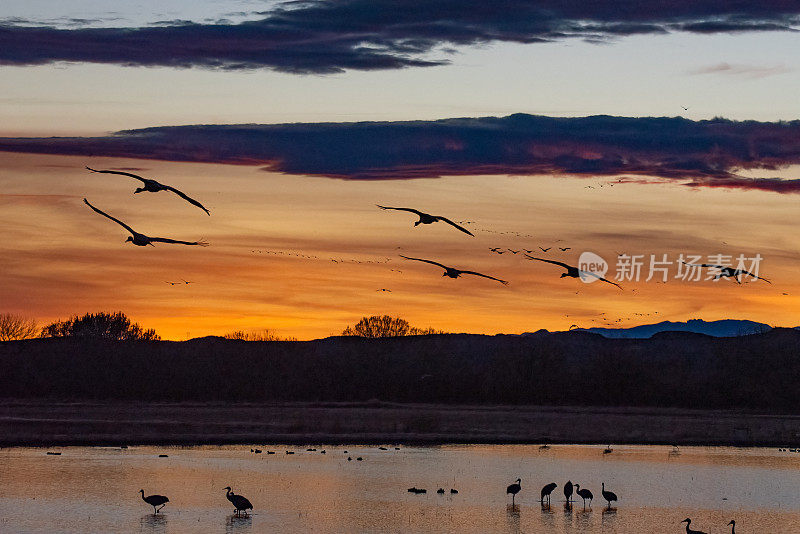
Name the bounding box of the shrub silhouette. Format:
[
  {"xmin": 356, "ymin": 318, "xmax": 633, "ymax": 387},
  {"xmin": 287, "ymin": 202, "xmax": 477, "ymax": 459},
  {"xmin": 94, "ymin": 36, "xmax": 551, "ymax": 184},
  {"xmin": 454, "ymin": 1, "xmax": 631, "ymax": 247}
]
[
  {"xmin": 224, "ymin": 329, "xmax": 297, "ymax": 341},
  {"xmin": 341, "ymin": 315, "xmax": 443, "ymax": 338},
  {"xmin": 41, "ymin": 312, "xmax": 160, "ymax": 341}
]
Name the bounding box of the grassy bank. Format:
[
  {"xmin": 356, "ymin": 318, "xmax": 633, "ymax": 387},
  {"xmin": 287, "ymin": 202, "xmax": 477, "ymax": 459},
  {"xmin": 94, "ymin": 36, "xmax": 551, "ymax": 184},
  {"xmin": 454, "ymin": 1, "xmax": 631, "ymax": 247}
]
[{"xmin": 2, "ymin": 401, "xmax": 798, "ymax": 447}]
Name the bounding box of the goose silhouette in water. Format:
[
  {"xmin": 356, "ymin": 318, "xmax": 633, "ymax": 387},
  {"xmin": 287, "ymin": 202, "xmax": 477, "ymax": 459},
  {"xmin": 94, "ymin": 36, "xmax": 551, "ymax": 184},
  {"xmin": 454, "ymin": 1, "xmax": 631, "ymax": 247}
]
[
  {"xmin": 140, "ymin": 490, "xmax": 169, "ymax": 514},
  {"xmin": 224, "ymin": 487, "xmax": 253, "ymax": 516},
  {"xmin": 377, "ymin": 205, "xmax": 474, "ymax": 236},
  {"xmin": 728, "ymin": 520, "xmax": 736, "ymax": 533},
  {"xmin": 680, "ymin": 262, "xmax": 770, "ymax": 284},
  {"xmin": 525, "ymin": 255, "xmax": 622, "ymax": 289},
  {"xmin": 400, "ymin": 255, "xmax": 508, "ymax": 285},
  {"xmin": 506, "ymin": 478, "xmax": 521, "ymax": 505},
  {"xmin": 86, "ymin": 166, "xmax": 210, "ymax": 215},
  {"xmin": 682, "ymin": 518, "xmax": 707, "ymax": 534},
  {"xmin": 84, "ymin": 199, "xmax": 209, "ymax": 247}
]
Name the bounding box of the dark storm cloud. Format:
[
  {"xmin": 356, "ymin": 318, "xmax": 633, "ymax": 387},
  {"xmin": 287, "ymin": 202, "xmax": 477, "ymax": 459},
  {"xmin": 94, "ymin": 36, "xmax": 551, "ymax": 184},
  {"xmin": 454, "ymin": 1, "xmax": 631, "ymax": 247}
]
[
  {"xmin": 0, "ymin": 1, "xmax": 798, "ymax": 73},
  {"xmin": 2, "ymin": 114, "xmax": 800, "ymax": 193}
]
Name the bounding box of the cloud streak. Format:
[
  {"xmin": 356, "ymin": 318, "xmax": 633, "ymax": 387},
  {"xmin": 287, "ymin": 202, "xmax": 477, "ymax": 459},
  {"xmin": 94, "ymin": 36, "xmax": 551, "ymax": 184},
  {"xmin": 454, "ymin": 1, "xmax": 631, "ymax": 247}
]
[
  {"xmin": 689, "ymin": 62, "xmax": 792, "ymax": 78},
  {"xmin": 0, "ymin": 1, "xmax": 798, "ymax": 73},
  {"xmin": 2, "ymin": 114, "xmax": 800, "ymax": 193}
]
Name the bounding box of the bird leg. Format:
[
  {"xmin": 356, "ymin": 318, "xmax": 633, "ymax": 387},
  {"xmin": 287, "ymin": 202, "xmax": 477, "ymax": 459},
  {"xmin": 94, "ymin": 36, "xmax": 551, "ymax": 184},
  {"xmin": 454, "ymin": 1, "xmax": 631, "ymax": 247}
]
[{"xmin": 157, "ymin": 504, "xmax": 166, "ymax": 512}]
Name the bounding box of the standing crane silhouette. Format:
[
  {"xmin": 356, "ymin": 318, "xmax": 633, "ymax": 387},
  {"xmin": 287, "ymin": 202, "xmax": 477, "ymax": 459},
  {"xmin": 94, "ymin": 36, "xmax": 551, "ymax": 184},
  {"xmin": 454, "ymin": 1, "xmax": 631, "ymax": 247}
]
[
  {"xmin": 540, "ymin": 482, "xmax": 557, "ymax": 505},
  {"xmin": 506, "ymin": 478, "xmax": 522, "ymax": 505},
  {"xmin": 563, "ymin": 480, "xmax": 573, "ymax": 505},
  {"xmin": 682, "ymin": 518, "xmax": 708, "ymax": 534},
  {"xmin": 574, "ymin": 484, "xmax": 593, "ymax": 509},
  {"xmin": 224, "ymin": 486, "xmax": 253, "ymax": 516},
  {"xmin": 728, "ymin": 519, "xmax": 736, "ymax": 533},
  {"xmin": 139, "ymin": 489, "xmax": 169, "ymax": 514},
  {"xmin": 601, "ymin": 483, "xmax": 617, "ymax": 509}
]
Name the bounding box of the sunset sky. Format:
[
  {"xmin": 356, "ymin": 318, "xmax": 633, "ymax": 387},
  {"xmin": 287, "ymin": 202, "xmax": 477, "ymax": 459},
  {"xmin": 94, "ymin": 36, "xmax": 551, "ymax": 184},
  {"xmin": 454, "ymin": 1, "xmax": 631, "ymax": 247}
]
[{"xmin": 2, "ymin": 1, "xmax": 800, "ymax": 339}]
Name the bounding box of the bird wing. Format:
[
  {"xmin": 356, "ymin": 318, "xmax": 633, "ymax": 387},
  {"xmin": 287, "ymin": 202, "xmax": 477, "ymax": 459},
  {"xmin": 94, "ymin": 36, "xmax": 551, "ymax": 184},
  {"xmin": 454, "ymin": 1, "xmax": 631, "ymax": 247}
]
[
  {"xmin": 399, "ymin": 255, "xmax": 449, "ymax": 269},
  {"xmin": 460, "ymin": 270, "xmax": 509, "ymax": 285},
  {"xmin": 163, "ymin": 185, "xmax": 211, "ymax": 215},
  {"xmin": 579, "ymin": 270, "xmax": 624, "ymax": 290},
  {"xmin": 376, "ymin": 205, "xmax": 424, "ymax": 216},
  {"xmin": 524, "ymin": 255, "xmax": 571, "ymax": 270},
  {"xmin": 737, "ymin": 269, "xmax": 771, "ymax": 283},
  {"xmin": 83, "ymin": 198, "xmax": 136, "ymax": 235},
  {"xmin": 434, "ymin": 216, "xmax": 475, "ymax": 236},
  {"xmin": 85, "ymin": 166, "xmax": 147, "ymax": 183},
  {"xmin": 150, "ymin": 236, "xmax": 210, "ymax": 246}
]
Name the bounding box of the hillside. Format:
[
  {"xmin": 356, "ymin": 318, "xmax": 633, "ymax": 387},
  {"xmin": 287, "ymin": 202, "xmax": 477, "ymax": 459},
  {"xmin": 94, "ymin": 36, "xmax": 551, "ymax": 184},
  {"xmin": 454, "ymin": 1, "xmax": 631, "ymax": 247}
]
[{"xmin": 566, "ymin": 318, "xmax": 772, "ymax": 339}]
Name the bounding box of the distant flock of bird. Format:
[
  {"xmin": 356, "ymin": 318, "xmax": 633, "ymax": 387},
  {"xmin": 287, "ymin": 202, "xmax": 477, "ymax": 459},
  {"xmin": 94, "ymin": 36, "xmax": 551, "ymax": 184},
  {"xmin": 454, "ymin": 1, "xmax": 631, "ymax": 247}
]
[{"xmin": 81, "ymin": 165, "xmax": 771, "ymax": 290}]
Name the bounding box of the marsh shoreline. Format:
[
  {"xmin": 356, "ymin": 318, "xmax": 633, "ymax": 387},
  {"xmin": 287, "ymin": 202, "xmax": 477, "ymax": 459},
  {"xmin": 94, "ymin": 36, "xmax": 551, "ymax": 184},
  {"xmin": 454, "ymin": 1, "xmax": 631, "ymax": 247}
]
[{"xmin": 2, "ymin": 401, "xmax": 798, "ymax": 447}]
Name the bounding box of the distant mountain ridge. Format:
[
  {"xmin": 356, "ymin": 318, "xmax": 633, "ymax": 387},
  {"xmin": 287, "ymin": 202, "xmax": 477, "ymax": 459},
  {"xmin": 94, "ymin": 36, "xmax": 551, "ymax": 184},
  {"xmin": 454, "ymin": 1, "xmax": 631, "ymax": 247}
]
[{"xmin": 556, "ymin": 318, "xmax": 772, "ymax": 339}]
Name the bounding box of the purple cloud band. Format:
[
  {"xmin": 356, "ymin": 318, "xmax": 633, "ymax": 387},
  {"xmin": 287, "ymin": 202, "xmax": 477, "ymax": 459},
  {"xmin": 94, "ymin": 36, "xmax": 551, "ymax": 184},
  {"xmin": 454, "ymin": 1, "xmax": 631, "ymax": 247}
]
[
  {"xmin": 2, "ymin": 114, "xmax": 800, "ymax": 193},
  {"xmin": 0, "ymin": 1, "xmax": 798, "ymax": 73}
]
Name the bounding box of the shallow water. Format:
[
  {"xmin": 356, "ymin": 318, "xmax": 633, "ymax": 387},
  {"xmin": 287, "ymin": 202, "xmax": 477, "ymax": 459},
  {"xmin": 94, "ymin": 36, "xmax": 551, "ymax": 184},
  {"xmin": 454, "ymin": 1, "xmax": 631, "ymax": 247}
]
[{"xmin": 1, "ymin": 444, "xmax": 799, "ymax": 533}]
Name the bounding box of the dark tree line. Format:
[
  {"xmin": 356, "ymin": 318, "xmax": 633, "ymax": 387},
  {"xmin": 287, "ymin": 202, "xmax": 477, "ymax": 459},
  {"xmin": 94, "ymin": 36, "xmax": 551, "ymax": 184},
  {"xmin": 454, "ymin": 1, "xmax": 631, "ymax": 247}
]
[
  {"xmin": 41, "ymin": 312, "xmax": 160, "ymax": 341},
  {"xmin": 2, "ymin": 329, "xmax": 800, "ymax": 413}
]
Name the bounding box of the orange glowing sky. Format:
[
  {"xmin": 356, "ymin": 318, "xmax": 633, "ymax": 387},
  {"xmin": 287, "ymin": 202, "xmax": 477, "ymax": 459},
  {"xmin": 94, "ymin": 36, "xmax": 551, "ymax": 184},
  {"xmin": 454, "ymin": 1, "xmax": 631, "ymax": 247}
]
[
  {"xmin": 2, "ymin": 3, "xmax": 800, "ymax": 339},
  {"xmin": 2, "ymin": 151, "xmax": 799, "ymax": 340}
]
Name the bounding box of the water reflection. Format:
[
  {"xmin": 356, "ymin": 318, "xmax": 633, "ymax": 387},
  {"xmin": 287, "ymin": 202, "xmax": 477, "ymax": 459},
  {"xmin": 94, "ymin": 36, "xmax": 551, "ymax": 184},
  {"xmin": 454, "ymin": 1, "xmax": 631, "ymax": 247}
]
[
  {"xmin": 2, "ymin": 444, "xmax": 800, "ymax": 533},
  {"xmin": 139, "ymin": 513, "xmax": 166, "ymax": 534},
  {"xmin": 225, "ymin": 514, "xmax": 252, "ymax": 534},
  {"xmin": 505, "ymin": 504, "xmax": 520, "ymax": 533}
]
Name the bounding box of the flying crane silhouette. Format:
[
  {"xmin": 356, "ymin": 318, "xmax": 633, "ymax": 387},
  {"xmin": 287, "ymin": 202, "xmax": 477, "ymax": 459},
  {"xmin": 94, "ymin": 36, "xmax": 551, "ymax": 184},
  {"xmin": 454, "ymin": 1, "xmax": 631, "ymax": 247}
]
[
  {"xmin": 680, "ymin": 261, "xmax": 770, "ymax": 284},
  {"xmin": 85, "ymin": 166, "xmax": 210, "ymax": 215},
  {"xmin": 400, "ymin": 255, "xmax": 508, "ymax": 285},
  {"xmin": 525, "ymin": 255, "xmax": 622, "ymax": 289},
  {"xmin": 83, "ymin": 199, "xmax": 209, "ymax": 247},
  {"xmin": 377, "ymin": 205, "xmax": 474, "ymax": 236}
]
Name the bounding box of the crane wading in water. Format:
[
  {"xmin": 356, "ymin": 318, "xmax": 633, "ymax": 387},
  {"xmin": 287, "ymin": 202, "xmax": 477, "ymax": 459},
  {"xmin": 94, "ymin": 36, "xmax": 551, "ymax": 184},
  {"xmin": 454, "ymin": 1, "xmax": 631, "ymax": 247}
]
[
  {"xmin": 574, "ymin": 484, "xmax": 593, "ymax": 509},
  {"xmin": 139, "ymin": 490, "xmax": 169, "ymax": 514},
  {"xmin": 540, "ymin": 482, "xmax": 557, "ymax": 505},
  {"xmin": 506, "ymin": 478, "xmax": 521, "ymax": 505},
  {"xmin": 224, "ymin": 487, "xmax": 253, "ymax": 516}
]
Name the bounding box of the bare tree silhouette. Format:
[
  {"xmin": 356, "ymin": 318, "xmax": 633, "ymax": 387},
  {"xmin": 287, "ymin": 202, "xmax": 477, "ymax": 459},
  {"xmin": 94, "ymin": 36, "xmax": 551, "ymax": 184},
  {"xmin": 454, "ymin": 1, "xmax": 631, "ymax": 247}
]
[
  {"xmin": 341, "ymin": 315, "xmax": 443, "ymax": 338},
  {"xmin": 0, "ymin": 313, "xmax": 38, "ymax": 341}
]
